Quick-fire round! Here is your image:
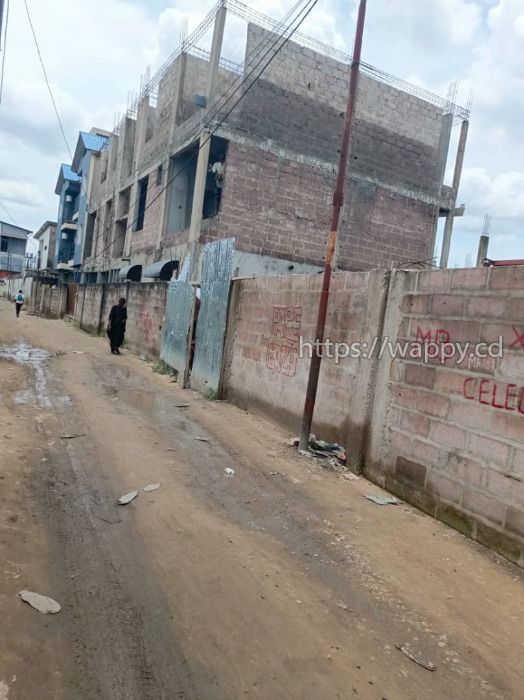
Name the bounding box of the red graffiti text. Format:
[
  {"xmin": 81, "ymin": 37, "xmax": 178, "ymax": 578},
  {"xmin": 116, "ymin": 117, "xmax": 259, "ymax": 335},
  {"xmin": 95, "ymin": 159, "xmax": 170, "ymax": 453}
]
[{"xmin": 463, "ymin": 377, "xmax": 524, "ymax": 414}]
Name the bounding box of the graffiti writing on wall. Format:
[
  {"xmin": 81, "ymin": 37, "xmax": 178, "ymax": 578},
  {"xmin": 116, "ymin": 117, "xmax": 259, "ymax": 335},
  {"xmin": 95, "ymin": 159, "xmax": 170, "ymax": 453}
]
[
  {"xmin": 266, "ymin": 306, "xmax": 302, "ymax": 377},
  {"xmin": 464, "ymin": 377, "xmax": 524, "ymax": 414},
  {"xmin": 510, "ymin": 326, "xmax": 524, "ymax": 350},
  {"xmin": 416, "ymin": 327, "xmax": 450, "ymax": 344}
]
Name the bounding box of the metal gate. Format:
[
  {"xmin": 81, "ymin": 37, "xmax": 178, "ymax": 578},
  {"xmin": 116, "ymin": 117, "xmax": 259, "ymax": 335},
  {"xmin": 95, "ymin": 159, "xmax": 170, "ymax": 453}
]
[
  {"xmin": 66, "ymin": 283, "xmax": 78, "ymax": 315},
  {"xmin": 191, "ymin": 238, "xmax": 234, "ymax": 395},
  {"xmin": 160, "ymin": 278, "xmax": 195, "ymax": 387}
]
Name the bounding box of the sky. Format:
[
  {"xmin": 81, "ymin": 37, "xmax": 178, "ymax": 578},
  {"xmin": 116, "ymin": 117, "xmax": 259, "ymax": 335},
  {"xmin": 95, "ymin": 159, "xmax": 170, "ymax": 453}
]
[{"xmin": 0, "ymin": 0, "xmax": 522, "ymax": 266}]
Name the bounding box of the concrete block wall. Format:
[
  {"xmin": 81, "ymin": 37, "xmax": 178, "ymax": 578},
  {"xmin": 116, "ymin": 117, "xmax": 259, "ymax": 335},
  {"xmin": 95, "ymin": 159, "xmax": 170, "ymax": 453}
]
[
  {"xmin": 124, "ymin": 282, "xmax": 167, "ymax": 358},
  {"xmin": 74, "ymin": 282, "xmax": 167, "ymax": 359},
  {"xmin": 367, "ymin": 266, "xmax": 524, "ymax": 566},
  {"xmin": 245, "ymin": 25, "xmax": 443, "ymax": 152},
  {"xmin": 224, "ymin": 270, "xmax": 388, "ymax": 465},
  {"xmin": 75, "ymin": 285, "xmax": 104, "ymax": 333},
  {"xmin": 207, "ymin": 141, "xmax": 333, "ymax": 266},
  {"xmin": 223, "ymin": 265, "xmax": 524, "ymax": 565}
]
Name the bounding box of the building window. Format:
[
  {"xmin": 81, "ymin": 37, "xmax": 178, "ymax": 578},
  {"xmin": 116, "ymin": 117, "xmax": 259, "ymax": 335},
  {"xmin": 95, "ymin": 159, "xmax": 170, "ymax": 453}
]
[
  {"xmin": 156, "ymin": 163, "xmax": 163, "ymax": 186},
  {"xmin": 134, "ymin": 176, "xmax": 148, "ymax": 231},
  {"xmin": 0, "ymin": 237, "xmax": 8, "ymax": 252}
]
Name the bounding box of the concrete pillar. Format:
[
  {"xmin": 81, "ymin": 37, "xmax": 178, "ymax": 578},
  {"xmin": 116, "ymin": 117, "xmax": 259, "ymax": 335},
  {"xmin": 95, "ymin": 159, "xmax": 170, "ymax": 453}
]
[
  {"xmin": 188, "ymin": 2, "xmax": 227, "ymax": 272},
  {"xmin": 435, "ymin": 113, "xmax": 453, "ymax": 185},
  {"xmin": 440, "ymin": 119, "xmax": 469, "ymax": 268},
  {"xmin": 476, "ymin": 235, "xmax": 489, "ymax": 266}
]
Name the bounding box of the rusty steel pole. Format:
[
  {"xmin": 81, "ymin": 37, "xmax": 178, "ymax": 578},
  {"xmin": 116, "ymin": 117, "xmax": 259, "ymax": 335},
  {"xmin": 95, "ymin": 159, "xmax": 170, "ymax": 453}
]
[{"xmin": 298, "ymin": 0, "xmax": 367, "ymax": 451}]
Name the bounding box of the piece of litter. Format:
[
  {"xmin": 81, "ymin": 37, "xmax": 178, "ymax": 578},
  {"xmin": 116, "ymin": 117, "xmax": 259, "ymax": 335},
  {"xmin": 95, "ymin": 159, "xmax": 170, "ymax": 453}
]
[
  {"xmin": 175, "ymin": 404, "xmax": 190, "ymax": 408},
  {"xmin": 364, "ymin": 494, "xmax": 398, "ymax": 506},
  {"xmin": 18, "ymin": 590, "xmax": 61, "ymax": 615},
  {"xmin": 396, "ymin": 644, "xmax": 436, "ymax": 672},
  {"xmin": 143, "ymin": 483, "xmax": 160, "ymax": 492},
  {"xmin": 195, "ymin": 436, "xmax": 210, "ymax": 443},
  {"xmin": 138, "ymin": 355, "xmax": 146, "ymax": 361},
  {"xmin": 269, "ymin": 471, "xmax": 279, "ymax": 476},
  {"xmin": 117, "ymin": 490, "xmax": 138, "ymax": 505},
  {"xmin": 60, "ymin": 434, "xmax": 86, "ymax": 440},
  {"xmin": 167, "ymin": 448, "xmax": 176, "ymax": 452},
  {"xmin": 72, "ymin": 351, "xmax": 84, "ymax": 355},
  {"xmin": 342, "ymin": 472, "xmax": 360, "ymax": 481},
  {"xmin": 224, "ymin": 468, "xmax": 235, "ymax": 476}
]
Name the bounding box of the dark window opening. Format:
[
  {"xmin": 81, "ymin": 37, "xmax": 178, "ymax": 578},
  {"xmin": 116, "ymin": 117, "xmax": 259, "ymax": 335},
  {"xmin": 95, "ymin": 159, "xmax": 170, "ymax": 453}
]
[
  {"xmin": 0, "ymin": 237, "xmax": 8, "ymax": 252},
  {"xmin": 84, "ymin": 211, "xmax": 96, "ymax": 258},
  {"xmin": 165, "ymin": 148, "xmax": 196, "ymax": 236},
  {"xmin": 64, "ymin": 189, "xmax": 79, "ymax": 222},
  {"xmin": 156, "ymin": 163, "xmax": 163, "ymax": 186},
  {"xmin": 135, "ymin": 176, "xmax": 148, "ymax": 231},
  {"xmin": 204, "ymin": 137, "xmax": 228, "ymax": 219},
  {"xmin": 113, "ymin": 219, "xmax": 126, "ymax": 258},
  {"xmin": 117, "ymin": 187, "xmax": 131, "ymax": 219},
  {"xmin": 164, "ymin": 137, "xmax": 228, "ymax": 237}
]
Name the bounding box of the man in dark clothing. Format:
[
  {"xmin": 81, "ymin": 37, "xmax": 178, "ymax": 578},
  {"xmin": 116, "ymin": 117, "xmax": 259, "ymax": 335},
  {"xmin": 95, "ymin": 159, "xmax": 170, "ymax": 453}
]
[{"xmin": 107, "ymin": 298, "xmax": 127, "ymax": 354}]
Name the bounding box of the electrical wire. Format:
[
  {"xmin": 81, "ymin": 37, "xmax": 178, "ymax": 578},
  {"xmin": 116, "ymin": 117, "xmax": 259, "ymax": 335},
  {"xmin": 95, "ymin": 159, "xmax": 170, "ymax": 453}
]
[
  {"xmin": 0, "ymin": 0, "xmax": 9, "ymax": 105},
  {"xmin": 84, "ymin": 0, "xmax": 318, "ymax": 271},
  {"xmin": 23, "ymin": 0, "xmax": 73, "ymax": 160},
  {"xmin": 0, "ymin": 197, "xmax": 17, "ymax": 225}
]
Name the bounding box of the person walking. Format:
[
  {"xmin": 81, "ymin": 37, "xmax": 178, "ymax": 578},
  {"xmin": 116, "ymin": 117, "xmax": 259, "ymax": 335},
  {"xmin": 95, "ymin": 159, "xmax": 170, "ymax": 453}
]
[
  {"xmin": 107, "ymin": 298, "xmax": 127, "ymax": 355},
  {"xmin": 14, "ymin": 289, "xmax": 24, "ymax": 318}
]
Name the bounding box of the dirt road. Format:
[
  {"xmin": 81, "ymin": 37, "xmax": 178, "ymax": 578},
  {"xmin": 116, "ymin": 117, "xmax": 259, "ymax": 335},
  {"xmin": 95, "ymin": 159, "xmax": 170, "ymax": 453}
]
[{"xmin": 0, "ymin": 297, "xmax": 523, "ymax": 700}]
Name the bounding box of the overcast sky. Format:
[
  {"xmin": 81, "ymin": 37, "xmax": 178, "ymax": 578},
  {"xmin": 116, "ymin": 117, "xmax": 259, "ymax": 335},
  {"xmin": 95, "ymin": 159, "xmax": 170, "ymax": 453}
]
[{"xmin": 0, "ymin": 0, "xmax": 522, "ymax": 266}]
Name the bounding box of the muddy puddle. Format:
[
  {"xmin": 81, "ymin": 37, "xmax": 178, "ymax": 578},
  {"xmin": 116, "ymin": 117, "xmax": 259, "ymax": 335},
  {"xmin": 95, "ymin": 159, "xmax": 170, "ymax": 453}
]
[{"xmin": 0, "ymin": 342, "xmax": 70, "ymax": 409}]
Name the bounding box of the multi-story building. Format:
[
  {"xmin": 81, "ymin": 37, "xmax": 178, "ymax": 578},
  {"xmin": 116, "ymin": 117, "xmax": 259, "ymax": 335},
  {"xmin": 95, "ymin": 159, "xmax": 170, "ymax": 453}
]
[
  {"xmin": 0, "ymin": 221, "xmax": 31, "ymax": 278},
  {"xmin": 54, "ymin": 130, "xmax": 109, "ymax": 276},
  {"xmin": 59, "ymin": 2, "xmax": 470, "ymax": 283},
  {"xmin": 33, "ymin": 221, "xmax": 57, "ymax": 271}
]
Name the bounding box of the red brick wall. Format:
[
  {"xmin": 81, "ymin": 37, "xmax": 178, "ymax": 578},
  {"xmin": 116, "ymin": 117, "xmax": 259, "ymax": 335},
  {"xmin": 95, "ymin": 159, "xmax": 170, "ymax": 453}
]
[
  {"xmin": 205, "ymin": 141, "xmax": 436, "ymax": 270},
  {"xmin": 369, "ymin": 266, "xmax": 524, "ymax": 566}
]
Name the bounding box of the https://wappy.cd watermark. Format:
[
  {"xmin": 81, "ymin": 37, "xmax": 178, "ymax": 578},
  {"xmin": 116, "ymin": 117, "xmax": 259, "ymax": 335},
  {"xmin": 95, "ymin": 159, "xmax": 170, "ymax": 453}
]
[{"xmin": 298, "ymin": 336, "xmax": 505, "ymax": 366}]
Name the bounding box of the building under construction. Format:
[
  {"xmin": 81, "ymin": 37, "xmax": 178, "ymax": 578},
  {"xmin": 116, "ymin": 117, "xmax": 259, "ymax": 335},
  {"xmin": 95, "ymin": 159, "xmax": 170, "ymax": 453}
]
[{"xmin": 72, "ymin": 0, "xmax": 469, "ymax": 283}]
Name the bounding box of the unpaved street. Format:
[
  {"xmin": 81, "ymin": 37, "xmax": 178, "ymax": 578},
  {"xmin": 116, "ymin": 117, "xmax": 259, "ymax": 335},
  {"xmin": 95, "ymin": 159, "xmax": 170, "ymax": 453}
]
[{"xmin": 0, "ymin": 297, "xmax": 523, "ymax": 700}]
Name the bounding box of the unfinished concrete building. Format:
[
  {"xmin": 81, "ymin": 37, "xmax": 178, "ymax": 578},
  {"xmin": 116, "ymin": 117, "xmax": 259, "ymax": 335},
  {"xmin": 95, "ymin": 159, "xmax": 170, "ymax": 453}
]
[{"xmin": 81, "ymin": 0, "xmax": 469, "ymax": 283}]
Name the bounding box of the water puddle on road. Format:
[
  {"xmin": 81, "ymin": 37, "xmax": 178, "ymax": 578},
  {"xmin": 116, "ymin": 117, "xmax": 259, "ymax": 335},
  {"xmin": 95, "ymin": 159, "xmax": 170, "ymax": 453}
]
[{"xmin": 0, "ymin": 342, "xmax": 71, "ymax": 409}]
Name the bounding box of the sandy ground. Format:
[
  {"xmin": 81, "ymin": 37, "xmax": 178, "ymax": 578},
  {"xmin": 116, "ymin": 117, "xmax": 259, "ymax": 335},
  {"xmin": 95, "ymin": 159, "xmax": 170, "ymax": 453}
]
[{"xmin": 0, "ymin": 296, "xmax": 523, "ymax": 700}]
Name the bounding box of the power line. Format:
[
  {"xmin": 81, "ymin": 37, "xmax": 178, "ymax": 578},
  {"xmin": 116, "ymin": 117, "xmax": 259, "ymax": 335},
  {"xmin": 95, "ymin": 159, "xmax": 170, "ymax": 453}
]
[
  {"xmin": 0, "ymin": 197, "xmax": 18, "ymax": 225},
  {"xmin": 23, "ymin": 0, "xmax": 73, "ymax": 160},
  {"xmin": 0, "ymin": 0, "xmax": 9, "ymax": 105},
  {"xmin": 84, "ymin": 0, "xmax": 318, "ymax": 270}
]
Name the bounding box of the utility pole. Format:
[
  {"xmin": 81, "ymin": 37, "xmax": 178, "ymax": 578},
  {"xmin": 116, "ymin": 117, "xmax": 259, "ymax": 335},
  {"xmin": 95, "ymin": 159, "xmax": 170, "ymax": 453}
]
[
  {"xmin": 188, "ymin": 0, "xmax": 227, "ymax": 278},
  {"xmin": 439, "ymin": 118, "xmax": 469, "ymax": 268},
  {"xmin": 298, "ymin": 0, "xmax": 367, "ymax": 452}
]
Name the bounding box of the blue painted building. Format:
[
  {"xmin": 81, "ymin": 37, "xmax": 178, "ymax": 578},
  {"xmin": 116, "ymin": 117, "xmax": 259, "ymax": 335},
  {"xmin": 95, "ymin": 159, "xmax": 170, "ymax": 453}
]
[
  {"xmin": 54, "ymin": 130, "xmax": 108, "ymax": 272},
  {"xmin": 54, "ymin": 163, "xmax": 81, "ymax": 269}
]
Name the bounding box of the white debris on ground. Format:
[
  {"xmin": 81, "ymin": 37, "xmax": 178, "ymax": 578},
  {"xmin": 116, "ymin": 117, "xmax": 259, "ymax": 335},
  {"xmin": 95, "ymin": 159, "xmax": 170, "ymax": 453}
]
[
  {"xmin": 18, "ymin": 591, "xmax": 61, "ymax": 614},
  {"xmin": 117, "ymin": 490, "xmax": 138, "ymax": 505}
]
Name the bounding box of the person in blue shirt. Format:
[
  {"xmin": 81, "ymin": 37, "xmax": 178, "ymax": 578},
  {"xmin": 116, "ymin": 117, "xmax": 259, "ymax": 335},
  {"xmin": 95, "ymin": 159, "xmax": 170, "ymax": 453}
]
[{"xmin": 15, "ymin": 290, "xmax": 24, "ymax": 318}]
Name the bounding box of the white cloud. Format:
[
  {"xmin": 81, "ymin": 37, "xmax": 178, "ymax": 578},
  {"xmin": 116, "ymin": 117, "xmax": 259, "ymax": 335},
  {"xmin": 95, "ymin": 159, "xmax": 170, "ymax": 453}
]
[{"xmin": 0, "ymin": 179, "xmax": 46, "ymax": 208}]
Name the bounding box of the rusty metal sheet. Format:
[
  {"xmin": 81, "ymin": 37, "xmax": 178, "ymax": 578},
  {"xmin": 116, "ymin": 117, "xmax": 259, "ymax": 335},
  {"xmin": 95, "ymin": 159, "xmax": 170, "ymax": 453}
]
[
  {"xmin": 191, "ymin": 239, "xmax": 234, "ymax": 394},
  {"xmin": 160, "ymin": 279, "xmax": 194, "ymax": 378}
]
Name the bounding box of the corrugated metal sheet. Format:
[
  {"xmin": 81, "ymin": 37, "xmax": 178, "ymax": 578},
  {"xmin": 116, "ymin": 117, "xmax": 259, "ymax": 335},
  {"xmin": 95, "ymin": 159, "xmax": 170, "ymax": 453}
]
[
  {"xmin": 191, "ymin": 238, "xmax": 234, "ymax": 394},
  {"xmin": 160, "ymin": 279, "xmax": 194, "ymax": 380}
]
